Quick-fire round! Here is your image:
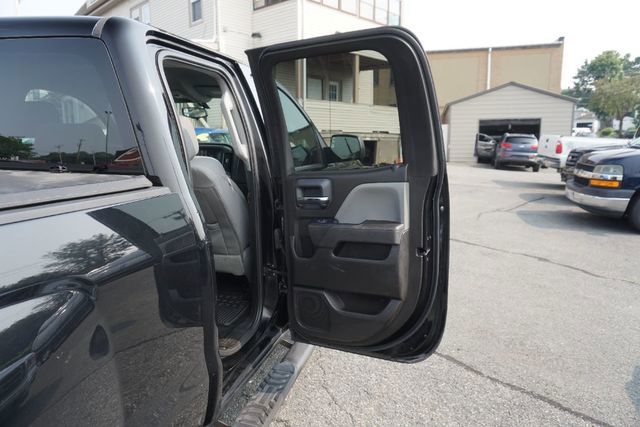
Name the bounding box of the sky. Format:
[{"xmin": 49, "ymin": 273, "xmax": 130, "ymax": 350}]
[{"xmin": 1, "ymin": 0, "xmax": 638, "ymax": 89}]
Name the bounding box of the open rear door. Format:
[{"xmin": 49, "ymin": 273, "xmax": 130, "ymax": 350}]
[{"xmin": 247, "ymin": 27, "xmax": 449, "ymax": 362}]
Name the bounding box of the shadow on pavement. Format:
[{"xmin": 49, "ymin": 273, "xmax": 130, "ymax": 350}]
[
  {"xmin": 626, "ymin": 366, "xmax": 640, "ymax": 416},
  {"xmin": 518, "ymin": 193, "xmax": 573, "ymax": 207},
  {"xmin": 516, "ymin": 209, "xmax": 635, "ymax": 235},
  {"xmin": 494, "ymin": 179, "xmax": 565, "ymax": 191},
  {"xmin": 471, "ymin": 163, "xmax": 532, "ymax": 172}
]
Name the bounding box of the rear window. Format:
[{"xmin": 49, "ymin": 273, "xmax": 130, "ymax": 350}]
[
  {"xmin": 0, "ymin": 38, "xmax": 142, "ymax": 177},
  {"xmin": 506, "ymin": 136, "xmax": 537, "ymax": 144}
]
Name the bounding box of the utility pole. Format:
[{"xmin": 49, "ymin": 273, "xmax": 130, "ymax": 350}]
[
  {"xmin": 56, "ymin": 144, "xmax": 63, "ymax": 164},
  {"xmin": 76, "ymin": 138, "xmax": 84, "ymax": 163}
]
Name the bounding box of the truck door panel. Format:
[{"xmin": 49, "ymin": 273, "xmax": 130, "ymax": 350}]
[{"xmin": 248, "ymin": 27, "xmax": 449, "ymax": 361}]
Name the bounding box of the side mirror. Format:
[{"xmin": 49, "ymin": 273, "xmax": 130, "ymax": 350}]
[
  {"xmin": 330, "ymin": 134, "xmax": 364, "ymax": 162},
  {"xmin": 182, "ymin": 106, "xmax": 208, "ymax": 119}
]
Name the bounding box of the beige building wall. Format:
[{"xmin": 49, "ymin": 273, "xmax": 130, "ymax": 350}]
[
  {"xmin": 428, "ymin": 41, "xmax": 564, "ymax": 115},
  {"xmin": 490, "ymin": 45, "xmax": 563, "ymax": 93},
  {"xmin": 302, "ymin": 1, "xmax": 382, "ymax": 39},
  {"xmin": 428, "ymin": 50, "xmax": 488, "ymax": 115},
  {"xmin": 252, "ymin": 1, "xmax": 300, "ymax": 48}
]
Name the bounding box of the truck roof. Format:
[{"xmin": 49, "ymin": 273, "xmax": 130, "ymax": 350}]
[
  {"xmin": 0, "ymin": 17, "xmax": 238, "ymax": 65},
  {"xmin": 0, "ymin": 17, "xmax": 101, "ymax": 38}
]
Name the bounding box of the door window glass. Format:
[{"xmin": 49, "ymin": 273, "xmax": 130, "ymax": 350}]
[
  {"xmin": 275, "ymin": 50, "xmax": 401, "ymax": 171},
  {"xmin": 278, "ymin": 88, "xmax": 325, "ymax": 168}
]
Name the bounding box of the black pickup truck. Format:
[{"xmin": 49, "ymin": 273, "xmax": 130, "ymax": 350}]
[
  {"xmin": 0, "ymin": 17, "xmax": 449, "ymax": 425},
  {"xmin": 566, "ymin": 138, "xmax": 640, "ymax": 231}
]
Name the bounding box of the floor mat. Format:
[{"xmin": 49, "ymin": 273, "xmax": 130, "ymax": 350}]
[{"xmin": 216, "ymin": 292, "xmax": 249, "ymax": 327}]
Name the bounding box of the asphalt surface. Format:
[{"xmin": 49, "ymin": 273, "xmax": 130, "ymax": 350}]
[{"xmin": 273, "ymin": 163, "xmax": 640, "ymax": 426}]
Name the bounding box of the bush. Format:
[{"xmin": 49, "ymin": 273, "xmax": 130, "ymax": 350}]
[
  {"xmin": 624, "ymin": 127, "xmax": 638, "ymax": 138},
  {"xmin": 599, "ymin": 127, "xmax": 618, "ymax": 137}
]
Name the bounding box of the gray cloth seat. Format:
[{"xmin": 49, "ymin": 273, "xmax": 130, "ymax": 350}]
[{"xmin": 180, "ymin": 116, "xmax": 251, "ymax": 277}]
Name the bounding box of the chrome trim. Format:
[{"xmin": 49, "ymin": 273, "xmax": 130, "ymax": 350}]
[
  {"xmin": 566, "ymin": 188, "xmax": 630, "ymax": 214},
  {"xmin": 574, "ymin": 168, "xmax": 623, "ymax": 181}
]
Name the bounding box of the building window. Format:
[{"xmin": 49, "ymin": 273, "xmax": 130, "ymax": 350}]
[
  {"xmin": 340, "ymin": 0, "xmax": 358, "ymax": 14},
  {"xmin": 254, "ymin": 0, "xmax": 289, "ymax": 9},
  {"xmin": 307, "ymin": 77, "xmax": 324, "ymax": 100},
  {"xmin": 374, "ymin": 0, "xmax": 387, "ymax": 24},
  {"xmin": 388, "ymin": 0, "xmax": 400, "ymax": 24},
  {"xmin": 359, "ymin": 0, "xmax": 374, "ymax": 20},
  {"xmin": 131, "ymin": 2, "xmax": 150, "ymax": 24},
  {"xmin": 328, "ymin": 81, "xmax": 340, "ymax": 101},
  {"xmin": 190, "ymin": 0, "xmax": 202, "ymax": 23},
  {"xmin": 323, "ymin": 0, "xmax": 339, "ymax": 8}
]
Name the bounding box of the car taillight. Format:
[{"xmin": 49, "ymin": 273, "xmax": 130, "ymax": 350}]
[
  {"xmin": 555, "ymin": 140, "xmax": 563, "ymax": 154},
  {"xmin": 531, "ymin": 144, "xmax": 538, "ymax": 150},
  {"xmin": 501, "ymin": 142, "xmax": 512, "ymax": 149}
]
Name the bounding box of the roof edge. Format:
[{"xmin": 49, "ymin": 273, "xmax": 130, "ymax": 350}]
[
  {"xmin": 442, "ymin": 81, "xmax": 578, "ymax": 117},
  {"xmin": 427, "ymin": 41, "xmax": 563, "ymax": 55}
]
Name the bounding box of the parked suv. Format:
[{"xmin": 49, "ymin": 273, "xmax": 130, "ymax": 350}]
[
  {"xmin": 492, "ymin": 133, "xmax": 540, "ymax": 171},
  {"xmin": 566, "ymin": 137, "xmax": 640, "ymax": 231},
  {"xmin": 0, "ymin": 17, "xmax": 449, "ymax": 425}
]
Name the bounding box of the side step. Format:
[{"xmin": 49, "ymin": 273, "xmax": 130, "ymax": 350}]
[{"xmin": 232, "ymin": 343, "xmax": 314, "ymax": 427}]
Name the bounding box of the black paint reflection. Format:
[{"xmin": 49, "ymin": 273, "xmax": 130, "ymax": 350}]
[{"xmin": 0, "ymin": 193, "xmax": 208, "ymax": 425}]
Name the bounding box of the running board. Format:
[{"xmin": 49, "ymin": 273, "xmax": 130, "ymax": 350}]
[{"xmin": 232, "ymin": 343, "xmax": 314, "ymax": 427}]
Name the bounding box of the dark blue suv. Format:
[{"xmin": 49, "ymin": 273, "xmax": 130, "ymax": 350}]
[{"xmin": 566, "ymin": 138, "xmax": 640, "ymax": 231}]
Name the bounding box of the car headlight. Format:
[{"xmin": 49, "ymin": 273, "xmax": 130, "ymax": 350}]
[{"xmin": 593, "ymin": 164, "xmax": 623, "ymax": 175}]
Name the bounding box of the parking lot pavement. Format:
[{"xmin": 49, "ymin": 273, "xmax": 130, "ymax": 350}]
[{"xmin": 273, "ymin": 163, "xmax": 640, "ymax": 426}]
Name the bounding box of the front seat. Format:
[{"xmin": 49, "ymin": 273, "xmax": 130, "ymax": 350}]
[{"xmin": 180, "ymin": 116, "xmax": 251, "ymax": 278}]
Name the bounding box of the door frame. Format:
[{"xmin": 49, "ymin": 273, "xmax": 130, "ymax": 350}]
[{"xmin": 248, "ymin": 27, "xmax": 450, "ymax": 362}]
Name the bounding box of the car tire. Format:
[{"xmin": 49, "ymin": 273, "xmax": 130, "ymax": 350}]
[
  {"xmin": 532, "ymin": 164, "xmax": 540, "ymax": 172},
  {"xmin": 629, "ymin": 196, "xmax": 640, "ymax": 232}
]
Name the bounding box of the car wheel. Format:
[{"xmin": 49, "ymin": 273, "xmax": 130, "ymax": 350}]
[
  {"xmin": 532, "ymin": 164, "xmax": 540, "ymax": 172},
  {"xmin": 629, "ymin": 196, "xmax": 640, "ymax": 232}
]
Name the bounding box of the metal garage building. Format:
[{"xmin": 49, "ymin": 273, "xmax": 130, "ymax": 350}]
[{"xmin": 442, "ymin": 82, "xmax": 576, "ymax": 162}]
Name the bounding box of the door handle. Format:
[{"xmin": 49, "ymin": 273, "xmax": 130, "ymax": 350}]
[
  {"xmin": 300, "ymin": 196, "xmax": 329, "ymax": 207},
  {"xmin": 296, "ymin": 178, "xmax": 332, "ymax": 209}
]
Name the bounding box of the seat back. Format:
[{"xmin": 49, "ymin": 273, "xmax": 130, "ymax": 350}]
[{"xmin": 180, "ymin": 116, "xmax": 251, "ymax": 277}]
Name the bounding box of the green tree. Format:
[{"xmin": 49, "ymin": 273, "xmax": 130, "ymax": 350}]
[
  {"xmin": 564, "ymin": 50, "xmax": 640, "ymax": 110},
  {"xmin": 588, "ymin": 75, "xmax": 640, "ymax": 137},
  {"xmin": 0, "ymin": 135, "xmax": 33, "ymax": 159}
]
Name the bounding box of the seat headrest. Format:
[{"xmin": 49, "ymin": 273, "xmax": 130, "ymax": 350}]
[{"xmin": 179, "ymin": 115, "xmax": 200, "ymax": 161}]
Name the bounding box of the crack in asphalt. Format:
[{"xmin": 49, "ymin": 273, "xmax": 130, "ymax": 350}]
[
  {"xmin": 435, "ymin": 352, "xmax": 614, "ymax": 427},
  {"xmin": 451, "ymin": 238, "xmax": 640, "ymax": 287},
  {"xmin": 476, "ymin": 196, "xmax": 546, "ymax": 219},
  {"xmin": 316, "ymin": 355, "xmax": 357, "ymax": 424}
]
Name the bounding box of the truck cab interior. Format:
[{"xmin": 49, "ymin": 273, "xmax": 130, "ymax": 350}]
[{"xmin": 163, "ymin": 59, "xmax": 260, "ymax": 357}]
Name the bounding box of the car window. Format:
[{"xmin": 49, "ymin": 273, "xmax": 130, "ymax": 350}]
[
  {"xmin": 506, "ymin": 137, "xmax": 537, "ymax": 144},
  {"xmin": 275, "ymin": 51, "xmax": 402, "ymax": 171},
  {"xmin": 0, "ymin": 38, "xmax": 141, "ymax": 175},
  {"xmin": 278, "ymin": 88, "xmax": 325, "ymax": 168}
]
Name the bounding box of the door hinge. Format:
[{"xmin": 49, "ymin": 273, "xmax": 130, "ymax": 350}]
[
  {"xmin": 264, "ymin": 264, "xmax": 287, "ymax": 292},
  {"xmin": 274, "ymin": 228, "xmax": 284, "ymax": 251}
]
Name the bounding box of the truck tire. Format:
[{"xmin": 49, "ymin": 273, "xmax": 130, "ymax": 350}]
[{"xmin": 629, "ymin": 196, "xmax": 640, "ymax": 232}]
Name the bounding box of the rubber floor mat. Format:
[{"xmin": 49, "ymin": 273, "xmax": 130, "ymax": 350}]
[{"xmin": 216, "ymin": 292, "xmax": 249, "ymax": 327}]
